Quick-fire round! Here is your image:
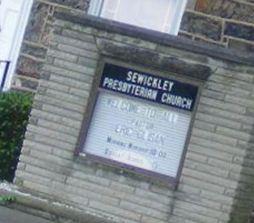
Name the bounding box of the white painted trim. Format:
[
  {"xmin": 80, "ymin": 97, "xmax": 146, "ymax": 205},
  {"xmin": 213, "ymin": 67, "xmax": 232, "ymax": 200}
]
[
  {"xmin": 3, "ymin": 0, "xmax": 34, "ymax": 91},
  {"xmin": 162, "ymin": 0, "xmax": 173, "ymax": 33},
  {"xmin": 170, "ymin": 0, "xmax": 187, "ymax": 35},
  {"xmin": 88, "ymin": 0, "xmax": 104, "ymax": 16}
]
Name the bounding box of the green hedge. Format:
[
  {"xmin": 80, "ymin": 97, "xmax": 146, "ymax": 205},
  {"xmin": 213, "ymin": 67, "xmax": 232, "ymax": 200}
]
[{"xmin": 0, "ymin": 92, "xmax": 32, "ymax": 182}]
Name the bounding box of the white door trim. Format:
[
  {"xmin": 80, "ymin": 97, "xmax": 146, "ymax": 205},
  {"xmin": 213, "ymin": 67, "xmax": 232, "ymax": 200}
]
[{"xmin": 2, "ymin": 0, "xmax": 34, "ymax": 91}]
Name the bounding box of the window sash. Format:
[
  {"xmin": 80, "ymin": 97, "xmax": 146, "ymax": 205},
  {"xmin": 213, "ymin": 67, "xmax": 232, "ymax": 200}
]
[{"xmin": 88, "ymin": 0, "xmax": 187, "ymax": 35}]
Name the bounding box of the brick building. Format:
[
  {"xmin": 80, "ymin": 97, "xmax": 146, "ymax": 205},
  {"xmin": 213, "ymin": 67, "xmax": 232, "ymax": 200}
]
[{"xmin": 1, "ymin": 0, "xmax": 254, "ymax": 223}]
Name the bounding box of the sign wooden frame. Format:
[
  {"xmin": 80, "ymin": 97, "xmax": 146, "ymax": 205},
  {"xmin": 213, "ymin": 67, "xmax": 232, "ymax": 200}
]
[{"xmin": 76, "ymin": 58, "xmax": 202, "ymax": 186}]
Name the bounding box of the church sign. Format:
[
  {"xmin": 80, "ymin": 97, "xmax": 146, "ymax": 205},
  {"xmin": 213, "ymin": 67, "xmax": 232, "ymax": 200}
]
[{"xmin": 79, "ymin": 63, "xmax": 198, "ymax": 182}]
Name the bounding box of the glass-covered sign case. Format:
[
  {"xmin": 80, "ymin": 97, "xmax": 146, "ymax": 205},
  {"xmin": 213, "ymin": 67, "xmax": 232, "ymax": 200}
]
[{"xmin": 80, "ymin": 63, "xmax": 198, "ymax": 183}]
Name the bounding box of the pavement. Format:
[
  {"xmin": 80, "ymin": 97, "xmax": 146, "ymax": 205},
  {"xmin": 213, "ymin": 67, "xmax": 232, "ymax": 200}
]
[{"xmin": 0, "ymin": 206, "xmax": 54, "ymax": 223}]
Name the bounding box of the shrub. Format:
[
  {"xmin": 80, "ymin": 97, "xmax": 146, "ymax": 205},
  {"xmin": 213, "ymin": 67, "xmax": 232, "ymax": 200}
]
[{"xmin": 0, "ymin": 92, "xmax": 32, "ymax": 182}]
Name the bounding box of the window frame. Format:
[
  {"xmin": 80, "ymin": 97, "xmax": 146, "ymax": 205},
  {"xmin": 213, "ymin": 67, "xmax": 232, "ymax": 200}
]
[{"xmin": 88, "ymin": 0, "xmax": 187, "ymax": 35}]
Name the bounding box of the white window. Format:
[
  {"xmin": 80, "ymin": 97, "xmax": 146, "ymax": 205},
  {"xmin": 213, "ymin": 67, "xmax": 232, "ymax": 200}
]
[
  {"xmin": 88, "ymin": 0, "xmax": 187, "ymax": 35},
  {"xmin": 0, "ymin": 0, "xmax": 33, "ymax": 91}
]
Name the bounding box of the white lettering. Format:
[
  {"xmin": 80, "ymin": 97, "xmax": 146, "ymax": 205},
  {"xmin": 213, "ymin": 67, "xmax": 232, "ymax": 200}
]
[
  {"xmin": 161, "ymin": 93, "xmax": 192, "ymax": 110},
  {"xmin": 126, "ymin": 71, "xmax": 133, "ymax": 81}
]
